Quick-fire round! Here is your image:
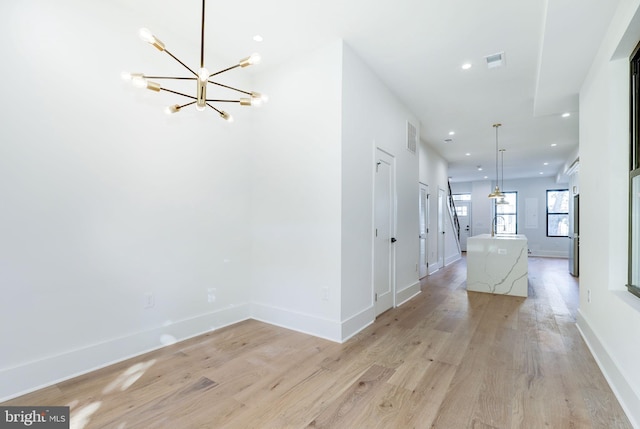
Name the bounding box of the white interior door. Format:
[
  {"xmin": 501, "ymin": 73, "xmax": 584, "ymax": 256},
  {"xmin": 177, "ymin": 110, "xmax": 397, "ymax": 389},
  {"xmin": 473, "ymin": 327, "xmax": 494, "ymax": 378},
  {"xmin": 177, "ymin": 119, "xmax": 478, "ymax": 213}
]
[
  {"xmin": 437, "ymin": 188, "xmax": 445, "ymax": 269},
  {"xmin": 456, "ymin": 200, "xmax": 471, "ymax": 251},
  {"xmin": 374, "ymin": 149, "xmax": 395, "ymax": 316},
  {"xmin": 419, "ymin": 183, "xmax": 429, "ymax": 278}
]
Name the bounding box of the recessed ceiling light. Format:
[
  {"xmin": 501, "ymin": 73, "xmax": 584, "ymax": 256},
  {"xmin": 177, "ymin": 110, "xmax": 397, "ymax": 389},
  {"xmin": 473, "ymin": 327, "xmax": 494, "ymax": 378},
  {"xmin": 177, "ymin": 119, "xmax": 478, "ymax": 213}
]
[
  {"xmin": 543, "ymin": 162, "xmax": 549, "ymax": 166},
  {"xmin": 253, "ymin": 35, "xmax": 263, "ymax": 42},
  {"xmin": 465, "ymin": 152, "xmax": 471, "ymax": 156},
  {"xmin": 539, "ymin": 172, "xmax": 544, "ymax": 175},
  {"xmin": 477, "ymin": 166, "xmax": 483, "ymax": 171},
  {"xmin": 483, "ymin": 176, "xmax": 488, "ymax": 179},
  {"xmin": 562, "ymin": 112, "xmax": 570, "ymax": 118},
  {"xmin": 550, "ymin": 143, "xmax": 557, "ymax": 147},
  {"xmin": 461, "ymin": 63, "xmax": 472, "ymax": 70},
  {"xmin": 449, "ymin": 131, "xmax": 455, "ymax": 136}
]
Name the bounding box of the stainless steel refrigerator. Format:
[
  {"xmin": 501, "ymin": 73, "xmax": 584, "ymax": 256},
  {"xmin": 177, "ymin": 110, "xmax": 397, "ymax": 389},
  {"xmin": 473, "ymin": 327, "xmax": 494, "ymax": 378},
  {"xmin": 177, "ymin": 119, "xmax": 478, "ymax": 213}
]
[{"xmin": 569, "ymin": 194, "xmax": 579, "ymax": 276}]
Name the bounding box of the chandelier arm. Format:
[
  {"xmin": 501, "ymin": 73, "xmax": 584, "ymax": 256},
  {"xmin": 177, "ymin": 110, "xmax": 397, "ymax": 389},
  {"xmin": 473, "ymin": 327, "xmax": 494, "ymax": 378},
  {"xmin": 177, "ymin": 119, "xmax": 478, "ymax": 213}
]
[
  {"xmin": 205, "ymin": 99, "xmax": 241, "ymax": 103},
  {"xmin": 206, "ymin": 103, "xmax": 224, "ymax": 115},
  {"xmin": 208, "ymin": 64, "xmax": 240, "ymax": 78},
  {"xmin": 200, "ymin": 0, "xmax": 205, "ymax": 69},
  {"xmin": 163, "ymin": 49, "xmax": 198, "ymax": 77},
  {"xmin": 208, "ymin": 80, "xmax": 251, "ymax": 96},
  {"xmin": 144, "ymin": 76, "xmax": 197, "ymax": 81},
  {"xmin": 179, "ymin": 101, "xmax": 197, "ymax": 109},
  {"xmin": 160, "ymin": 88, "xmax": 198, "ymax": 100}
]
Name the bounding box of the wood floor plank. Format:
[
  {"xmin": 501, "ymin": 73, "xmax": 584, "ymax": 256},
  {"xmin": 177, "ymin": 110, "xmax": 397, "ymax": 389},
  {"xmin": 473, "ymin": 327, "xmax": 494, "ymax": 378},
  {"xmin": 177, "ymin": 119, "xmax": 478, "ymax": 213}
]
[{"xmin": 305, "ymin": 364, "xmax": 395, "ymax": 428}]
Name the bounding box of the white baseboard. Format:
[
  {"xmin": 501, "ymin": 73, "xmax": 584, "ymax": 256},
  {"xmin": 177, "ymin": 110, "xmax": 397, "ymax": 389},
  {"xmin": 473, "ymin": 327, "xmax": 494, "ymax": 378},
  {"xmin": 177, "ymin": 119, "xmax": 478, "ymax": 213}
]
[
  {"xmin": 250, "ymin": 302, "xmax": 342, "ymax": 343},
  {"xmin": 340, "ymin": 306, "xmax": 375, "ymax": 343},
  {"xmin": 428, "ymin": 262, "xmax": 441, "ymax": 275},
  {"xmin": 0, "ymin": 303, "xmax": 251, "ymax": 403},
  {"xmin": 529, "ymin": 250, "xmax": 569, "ymax": 258},
  {"xmin": 396, "ymin": 281, "xmax": 421, "ymax": 307},
  {"xmin": 576, "ymin": 310, "xmax": 640, "ymax": 428},
  {"xmin": 445, "ymin": 253, "xmax": 461, "ymax": 266}
]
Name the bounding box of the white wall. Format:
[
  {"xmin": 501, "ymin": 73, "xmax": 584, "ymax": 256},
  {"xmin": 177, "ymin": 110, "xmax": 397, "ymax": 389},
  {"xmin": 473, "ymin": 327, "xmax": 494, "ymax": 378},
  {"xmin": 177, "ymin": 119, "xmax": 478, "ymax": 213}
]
[
  {"xmin": 453, "ymin": 177, "xmax": 571, "ymax": 257},
  {"xmin": 249, "ymin": 41, "xmax": 343, "ymax": 340},
  {"xmin": 341, "ymin": 43, "xmax": 421, "ymax": 337},
  {"xmin": 0, "ymin": 0, "xmax": 253, "ymax": 400},
  {"xmin": 577, "ymin": 0, "xmax": 640, "ymax": 426}
]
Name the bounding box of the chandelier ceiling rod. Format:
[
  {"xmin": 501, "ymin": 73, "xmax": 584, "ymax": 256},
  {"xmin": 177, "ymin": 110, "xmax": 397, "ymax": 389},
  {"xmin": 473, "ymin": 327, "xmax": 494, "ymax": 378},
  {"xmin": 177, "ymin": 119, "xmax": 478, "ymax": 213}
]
[{"xmin": 200, "ymin": 0, "xmax": 205, "ymax": 70}]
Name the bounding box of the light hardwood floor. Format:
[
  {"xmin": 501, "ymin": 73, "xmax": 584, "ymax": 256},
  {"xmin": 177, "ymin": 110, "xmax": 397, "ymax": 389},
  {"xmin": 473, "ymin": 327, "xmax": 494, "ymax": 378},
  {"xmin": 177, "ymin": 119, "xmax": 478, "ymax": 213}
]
[{"xmin": 3, "ymin": 257, "xmax": 632, "ymax": 428}]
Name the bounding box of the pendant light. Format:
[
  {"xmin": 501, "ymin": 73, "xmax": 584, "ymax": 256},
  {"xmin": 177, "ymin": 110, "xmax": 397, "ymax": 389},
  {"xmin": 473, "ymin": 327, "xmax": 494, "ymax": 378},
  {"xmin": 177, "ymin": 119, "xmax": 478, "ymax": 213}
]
[
  {"xmin": 496, "ymin": 148, "xmax": 508, "ymax": 204},
  {"xmin": 488, "ymin": 123, "xmax": 505, "ymax": 199}
]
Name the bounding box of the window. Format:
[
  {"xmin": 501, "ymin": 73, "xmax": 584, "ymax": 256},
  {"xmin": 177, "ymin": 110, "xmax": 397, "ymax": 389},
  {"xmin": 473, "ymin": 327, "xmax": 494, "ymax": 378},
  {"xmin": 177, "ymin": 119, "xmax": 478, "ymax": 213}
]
[
  {"xmin": 494, "ymin": 192, "xmax": 517, "ymax": 234},
  {"xmin": 452, "ymin": 194, "xmax": 470, "ymax": 217},
  {"xmin": 546, "ymin": 190, "xmax": 569, "ymax": 237},
  {"xmin": 452, "ymin": 193, "xmax": 471, "ymax": 201},
  {"xmin": 628, "ymin": 42, "xmax": 640, "ymax": 299},
  {"xmin": 455, "ymin": 206, "xmax": 468, "ymax": 217}
]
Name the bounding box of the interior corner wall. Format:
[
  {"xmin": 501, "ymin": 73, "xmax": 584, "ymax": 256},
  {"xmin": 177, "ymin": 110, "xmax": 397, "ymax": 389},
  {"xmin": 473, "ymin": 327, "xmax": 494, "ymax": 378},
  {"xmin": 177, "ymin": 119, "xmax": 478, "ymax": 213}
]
[
  {"xmin": 340, "ymin": 42, "xmax": 420, "ymax": 338},
  {"xmin": 249, "ymin": 40, "xmax": 343, "ymax": 341},
  {"xmin": 577, "ymin": 1, "xmax": 640, "ymax": 426},
  {"xmin": 0, "ymin": 0, "xmax": 253, "ymax": 401},
  {"xmin": 418, "ymin": 140, "xmax": 454, "ymax": 272}
]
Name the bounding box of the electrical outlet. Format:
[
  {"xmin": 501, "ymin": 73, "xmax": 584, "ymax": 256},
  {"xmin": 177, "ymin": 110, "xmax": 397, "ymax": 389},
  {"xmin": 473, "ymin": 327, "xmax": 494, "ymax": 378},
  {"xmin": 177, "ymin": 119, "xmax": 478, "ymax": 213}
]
[
  {"xmin": 208, "ymin": 288, "xmax": 216, "ymax": 303},
  {"xmin": 587, "ymin": 289, "xmax": 591, "ymax": 303},
  {"xmin": 144, "ymin": 292, "xmax": 155, "ymax": 309},
  {"xmin": 321, "ymin": 287, "xmax": 329, "ymax": 301}
]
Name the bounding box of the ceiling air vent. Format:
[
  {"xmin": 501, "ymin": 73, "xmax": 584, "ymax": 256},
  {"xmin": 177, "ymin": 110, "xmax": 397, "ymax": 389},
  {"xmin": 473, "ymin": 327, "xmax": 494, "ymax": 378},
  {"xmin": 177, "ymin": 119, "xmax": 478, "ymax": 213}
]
[
  {"xmin": 485, "ymin": 51, "xmax": 505, "ymax": 69},
  {"xmin": 407, "ymin": 121, "xmax": 417, "ymax": 154}
]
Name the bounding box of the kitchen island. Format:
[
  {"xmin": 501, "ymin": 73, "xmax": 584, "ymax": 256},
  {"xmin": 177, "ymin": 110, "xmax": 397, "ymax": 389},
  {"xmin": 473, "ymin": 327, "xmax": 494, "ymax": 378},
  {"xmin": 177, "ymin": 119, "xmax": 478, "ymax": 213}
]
[{"xmin": 466, "ymin": 234, "xmax": 528, "ymax": 297}]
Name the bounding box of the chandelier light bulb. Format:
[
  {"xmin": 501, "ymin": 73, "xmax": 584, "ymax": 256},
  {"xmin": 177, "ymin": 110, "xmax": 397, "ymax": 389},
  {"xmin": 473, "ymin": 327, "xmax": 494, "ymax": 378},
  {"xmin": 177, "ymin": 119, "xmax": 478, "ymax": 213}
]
[
  {"xmin": 220, "ymin": 111, "xmax": 234, "ymax": 122},
  {"xmin": 165, "ymin": 105, "xmax": 181, "ymax": 114},
  {"xmin": 196, "ymin": 103, "xmax": 206, "ymax": 112},
  {"xmin": 139, "ymin": 28, "xmax": 154, "ymax": 43},
  {"xmin": 249, "ymin": 53, "xmax": 261, "ymax": 65},
  {"xmin": 132, "ymin": 76, "xmax": 147, "ymax": 88},
  {"xmin": 240, "ymin": 53, "xmax": 261, "ymax": 67},
  {"xmin": 251, "ymin": 92, "xmax": 268, "ymax": 103}
]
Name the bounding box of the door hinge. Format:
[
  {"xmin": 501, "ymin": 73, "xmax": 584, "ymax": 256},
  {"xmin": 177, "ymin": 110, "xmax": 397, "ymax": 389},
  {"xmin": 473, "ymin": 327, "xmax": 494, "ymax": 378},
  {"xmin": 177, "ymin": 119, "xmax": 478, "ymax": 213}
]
[
  {"xmin": 375, "ymin": 228, "xmax": 378, "ymax": 237},
  {"xmin": 375, "ymin": 293, "xmax": 378, "ymax": 302}
]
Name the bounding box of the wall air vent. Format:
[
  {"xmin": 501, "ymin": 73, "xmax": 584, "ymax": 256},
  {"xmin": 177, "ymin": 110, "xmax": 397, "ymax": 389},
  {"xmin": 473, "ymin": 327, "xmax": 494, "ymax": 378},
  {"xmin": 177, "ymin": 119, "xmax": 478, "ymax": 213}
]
[
  {"xmin": 407, "ymin": 121, "xmax": 417, "ymax": 154},
  {"xmin": 485, "ymin": 51, "xmax": 505, "ymax": 69}
]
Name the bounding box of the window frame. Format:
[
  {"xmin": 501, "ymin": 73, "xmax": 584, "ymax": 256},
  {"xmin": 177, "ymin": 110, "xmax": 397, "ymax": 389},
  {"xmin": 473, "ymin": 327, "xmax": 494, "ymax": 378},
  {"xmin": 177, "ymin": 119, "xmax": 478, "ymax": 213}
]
[
  {"xmin": 628, "ymin": 41, "xmax": 640, "ymax": 299},
  {"xmin": 494, "ymin": 191, "xmax": 517, "ymax": 235},
  {"xmin": 546, "ymin": 189, "xmax": 570, "ymax": 238}
]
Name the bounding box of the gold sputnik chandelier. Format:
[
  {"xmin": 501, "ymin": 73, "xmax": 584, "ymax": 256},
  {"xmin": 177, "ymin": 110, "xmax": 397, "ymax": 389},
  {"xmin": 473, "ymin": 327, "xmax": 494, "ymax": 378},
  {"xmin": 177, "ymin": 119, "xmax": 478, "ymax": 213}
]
[{"xmin": 122, "ymin": 0, "xmax": 267, "ymax": 122}]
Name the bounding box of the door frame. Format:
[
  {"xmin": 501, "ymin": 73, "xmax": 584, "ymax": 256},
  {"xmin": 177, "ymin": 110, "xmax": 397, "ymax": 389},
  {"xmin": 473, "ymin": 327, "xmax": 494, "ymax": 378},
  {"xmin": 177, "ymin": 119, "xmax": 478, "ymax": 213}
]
[
  {"xmin": 437, "ymin": 187, "xmax": 445, "ymax": 270},
  {"xmin": 456, "ymin": 200, "xmax": 472, "ymax": 252},
  {"xmin": 419, "ymin": 182, "xmax": 429, "ymax": 278},
  {"xmin": 373, "ymin": 148, "xmax": 396, "ymax": 316}
]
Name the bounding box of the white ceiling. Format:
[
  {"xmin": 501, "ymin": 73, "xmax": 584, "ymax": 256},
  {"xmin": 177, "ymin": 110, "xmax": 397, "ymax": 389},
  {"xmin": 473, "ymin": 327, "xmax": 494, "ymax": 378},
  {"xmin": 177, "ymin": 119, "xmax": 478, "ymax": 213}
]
[{"xmin": 115, "ymin": 0, "xmax": 621, "ymax": 183}]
